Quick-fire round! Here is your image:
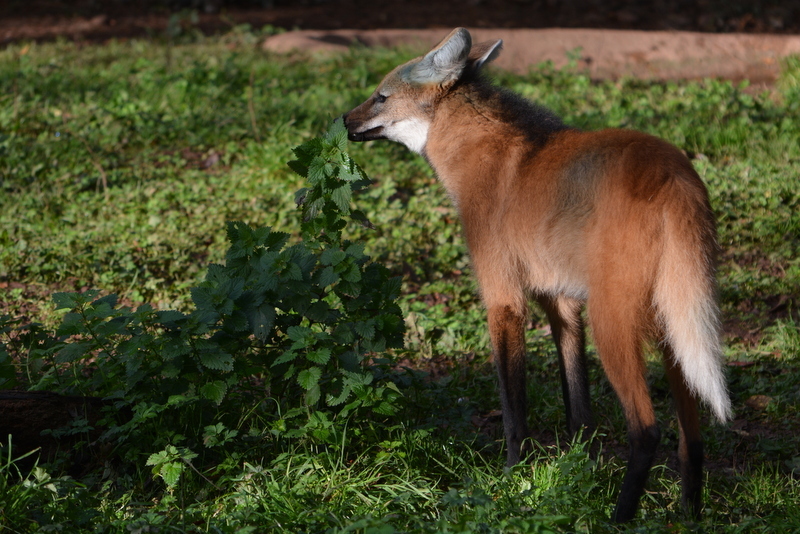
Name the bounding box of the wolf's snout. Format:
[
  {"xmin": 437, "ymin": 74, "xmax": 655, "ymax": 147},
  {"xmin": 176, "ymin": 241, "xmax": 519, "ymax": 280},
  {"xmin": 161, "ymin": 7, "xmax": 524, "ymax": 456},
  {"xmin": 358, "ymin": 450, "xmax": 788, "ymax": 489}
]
[
  {"xmin": 341, "ymin": 112, "xmax": 362, "ymax": 142},
  {"xmin": 342, "ymin": 112, "xmax": 385, "ymax": 143},
  {"xmin": 347, "ymin": 131, "xmax": 366, "ymax": 142}
]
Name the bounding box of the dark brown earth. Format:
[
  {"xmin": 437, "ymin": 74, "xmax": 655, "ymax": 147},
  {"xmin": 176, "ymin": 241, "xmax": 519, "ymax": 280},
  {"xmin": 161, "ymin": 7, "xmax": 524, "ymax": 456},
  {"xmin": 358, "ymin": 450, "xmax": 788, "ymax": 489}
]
[
  {"xmin": 2, "ymin": 0, "xmax": 799, "ymax": 45},
  {"xmin": 5, "ymin": 1, "xmax": 800, "ymax": 84}
]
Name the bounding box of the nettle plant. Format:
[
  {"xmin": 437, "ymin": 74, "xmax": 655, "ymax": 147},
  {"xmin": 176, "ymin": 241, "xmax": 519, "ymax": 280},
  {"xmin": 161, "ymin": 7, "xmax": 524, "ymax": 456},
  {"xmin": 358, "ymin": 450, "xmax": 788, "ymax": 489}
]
[{"xmin": 5, "ymin": 121, "xmax": 405, "ymax": 471}]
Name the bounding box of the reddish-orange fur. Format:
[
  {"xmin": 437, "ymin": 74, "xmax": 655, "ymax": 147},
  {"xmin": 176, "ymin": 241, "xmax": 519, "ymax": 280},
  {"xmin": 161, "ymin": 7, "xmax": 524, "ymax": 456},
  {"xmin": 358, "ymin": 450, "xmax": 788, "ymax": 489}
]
[{"xmin": 343, "ymin": 27, "xmax": 730, "ymax": 522}]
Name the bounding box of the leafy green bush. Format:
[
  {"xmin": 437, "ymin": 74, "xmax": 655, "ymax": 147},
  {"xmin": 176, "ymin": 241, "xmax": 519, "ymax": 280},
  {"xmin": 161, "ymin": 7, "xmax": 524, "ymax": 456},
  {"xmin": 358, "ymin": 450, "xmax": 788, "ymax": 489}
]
[{"xmin": 10, "ymin": 121, "xmax": 404, "ymax": 471}]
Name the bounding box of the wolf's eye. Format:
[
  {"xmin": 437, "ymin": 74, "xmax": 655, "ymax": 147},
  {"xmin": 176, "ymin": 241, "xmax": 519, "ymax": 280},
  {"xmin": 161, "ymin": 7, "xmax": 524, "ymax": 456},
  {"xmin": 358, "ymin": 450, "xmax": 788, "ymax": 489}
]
[{"xmin": 375, "ymin": 93, "xmax": 388, "ymax": 104}]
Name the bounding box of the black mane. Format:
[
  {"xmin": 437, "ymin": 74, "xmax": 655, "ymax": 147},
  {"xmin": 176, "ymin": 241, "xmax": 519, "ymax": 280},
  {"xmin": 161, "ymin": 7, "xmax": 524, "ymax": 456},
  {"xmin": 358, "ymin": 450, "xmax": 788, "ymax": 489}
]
[{"xmin": 457, "ymin": 72, "xmax": 572, "ymax": 146}]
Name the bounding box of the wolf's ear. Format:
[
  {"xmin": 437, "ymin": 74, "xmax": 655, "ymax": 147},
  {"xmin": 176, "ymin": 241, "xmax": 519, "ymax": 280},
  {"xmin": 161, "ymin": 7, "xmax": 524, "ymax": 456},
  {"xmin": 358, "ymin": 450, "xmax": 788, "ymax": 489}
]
[
  {"xmin": 468, "ymin": 39, "xmax": 503, "ymax": 72},
  {"xmin": 407, "ymin": 27, "xmax": 471, "ymax": 86}
]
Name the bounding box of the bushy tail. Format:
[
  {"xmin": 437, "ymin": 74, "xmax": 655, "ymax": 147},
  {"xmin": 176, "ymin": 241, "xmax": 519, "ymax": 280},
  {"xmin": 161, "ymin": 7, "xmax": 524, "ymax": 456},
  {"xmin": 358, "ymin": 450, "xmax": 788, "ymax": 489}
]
[{"xmin": 654, "ymin": 191, "xmax": 732, "ymax": 423}]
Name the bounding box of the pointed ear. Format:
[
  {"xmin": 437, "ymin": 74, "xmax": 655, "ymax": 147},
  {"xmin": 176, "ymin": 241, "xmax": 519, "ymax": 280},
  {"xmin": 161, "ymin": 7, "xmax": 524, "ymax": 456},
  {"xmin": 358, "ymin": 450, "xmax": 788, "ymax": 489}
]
[
  {"xmin": 468, "ymin": 39, "xmax": 503, "ymax": 72},
  {"xmin": 407, "ymin": 27, "xmax": 472, "ymax": 86}
]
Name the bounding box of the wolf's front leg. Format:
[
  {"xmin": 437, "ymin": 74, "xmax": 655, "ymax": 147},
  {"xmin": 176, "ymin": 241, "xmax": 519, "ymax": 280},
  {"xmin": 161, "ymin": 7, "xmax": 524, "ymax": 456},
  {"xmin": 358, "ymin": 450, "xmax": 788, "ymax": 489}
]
[{"xmin": 488, "ymin": 304, "xmax": 530, "ymax": 465}]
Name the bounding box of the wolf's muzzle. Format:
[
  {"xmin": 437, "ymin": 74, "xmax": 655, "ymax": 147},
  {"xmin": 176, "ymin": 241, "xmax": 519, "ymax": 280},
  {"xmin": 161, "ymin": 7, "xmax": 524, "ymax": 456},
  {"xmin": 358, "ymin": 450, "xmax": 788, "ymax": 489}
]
[{"xmin": 341, "ymin": 113, "xmax": 385, "ymax": 143}]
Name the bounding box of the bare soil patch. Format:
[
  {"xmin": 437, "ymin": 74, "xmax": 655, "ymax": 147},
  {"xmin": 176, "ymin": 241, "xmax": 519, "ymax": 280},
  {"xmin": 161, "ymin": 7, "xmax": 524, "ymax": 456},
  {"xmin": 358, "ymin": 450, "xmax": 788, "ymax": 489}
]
[
  {"xmin": 263, "ymin": 27, "xmax": 800, "ymax": 83},
  {"xmin": 3, "ymin": 1, "xmax": 800, "ymax": 83},
  {"xmin": 3, "ymin": 0, "xmax": 800, "ymax": 42}
]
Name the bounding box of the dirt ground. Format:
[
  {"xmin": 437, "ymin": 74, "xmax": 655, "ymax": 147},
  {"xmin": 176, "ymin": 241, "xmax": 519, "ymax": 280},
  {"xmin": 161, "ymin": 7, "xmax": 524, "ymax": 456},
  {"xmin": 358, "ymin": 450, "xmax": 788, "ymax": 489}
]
[
  {"xmin": 262, "ymin": 27, "xmax": 800, "ymax": 83},
  {"xmin": 4, "ymin": 1, "xmax": 799, "ymax": 84},
  {"xmin": 3, "ymin": 0, "xmax": 800, "ymax": 42}
]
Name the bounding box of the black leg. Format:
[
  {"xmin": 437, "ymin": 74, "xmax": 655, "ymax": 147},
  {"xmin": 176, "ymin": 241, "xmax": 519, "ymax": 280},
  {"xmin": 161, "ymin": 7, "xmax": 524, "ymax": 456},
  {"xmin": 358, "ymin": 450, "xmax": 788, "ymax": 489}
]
[{"xmin": 489, "ymin": 304, "xmax": 530, "ymax": 465}]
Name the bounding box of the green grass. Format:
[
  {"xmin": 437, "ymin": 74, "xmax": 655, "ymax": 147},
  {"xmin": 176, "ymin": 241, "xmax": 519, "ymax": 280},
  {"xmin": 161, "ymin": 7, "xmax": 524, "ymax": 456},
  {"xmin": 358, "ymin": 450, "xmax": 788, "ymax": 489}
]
[{"xmin": 1, "ymin": 29, "xmax": 799, "ymax": 532}]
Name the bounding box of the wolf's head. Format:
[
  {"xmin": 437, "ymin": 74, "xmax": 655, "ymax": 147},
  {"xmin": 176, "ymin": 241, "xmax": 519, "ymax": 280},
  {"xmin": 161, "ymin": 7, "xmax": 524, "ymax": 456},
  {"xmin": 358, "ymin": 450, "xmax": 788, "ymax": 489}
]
[{"xmin": 342, "ymin": 28, "xmax": 502, "ymax": 154}]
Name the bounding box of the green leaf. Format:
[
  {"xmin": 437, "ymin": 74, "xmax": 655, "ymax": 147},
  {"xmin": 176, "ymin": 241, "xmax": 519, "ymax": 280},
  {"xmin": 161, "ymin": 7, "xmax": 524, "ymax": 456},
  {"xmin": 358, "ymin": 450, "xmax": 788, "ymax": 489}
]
[
  {"xmin": 226, "ymin": 220, "xmax": 252, "ymax": 246},
  {"xmin": 306, "ymin": 347, "xmax": 331, "ymax": 365},
  {"xmin": 91, "ymin": 293, "xmax": 119, "ymax": 310},
  {"xmin": 338, "ymin": 158, "xmax": 362, "ymax": 183},
  {"xmin": 156, "ymin": 310, "xmax": 186, "ymax": 324},
  {"xmin": 287, "ymin": 159, "xmax": 308, "ymax": 178},
  {"xmin": 93, "ymin": 317, "xmax": 128, "ymax": 337},
  {"xmin": 304, "ymin": 301, "xmax": 334, "ymax": 323},
  {"xmin": 200, "ymin": 380, "xmax": 227, "ymax": 405},
  {"xmin": 287, "ymin": 326, "xmax": 312, "ymax": 344},
  {"xmin": 166, "ymin": 394, "xmax": 192, "ymax": 407},
  {"xmin": 318, "ymin": 266, "xmax": 339, "ymax": 287},
  {"xmin": 286, "ymin": 293, "xmax": 313, "ymax": 317},
  {"xmin": 382, "ymin": 276, "xmax": 403, "ymax": 299},
  {"xmin": 247, "ymin": 304, "xmax": 276, "ymax": 343},
  {"xmin": 190, "ymin": 286, "xmax": 216, "ymax": 312},
  {"xmin": 291, "ymin": 137, "xmax": 322, "ymax": 167},
  {"xmin": 345, "ymin": 242, "xmax": 366, "ymax": 260},
  {"xmin": 332, "ymin": 324, "xmax": 355, "ymax": 345},
  {"xmin": 159, "ymin": 462, "xmax": 183, "ymax": 488},
  {"xmin": 52, "ymin": 292, "xmax": 81, "ymax": 310},
  {"xmin": 272, "ymin": 349, "xmax": 297, "ymax": 367},
  {"xmin": 326, "ymin": 383, "xmax": 352, "ymax": 406},
  {"xmin": 146, "ymin": 450, "xmax": 169, "ymax": 467},
  {"xmin": 305, "ymin": 384, "xmax": 321, "ymax": 406},
  {"xmin": 199, "ymin": 350, "xmax": 234, "ymax": 372},
  {"xmin": 55, "ymin": 341, "xmax": 93, "ymax": 364},
  {"xmin": 320, "ymin": 248, "xmax": 347, "ymax": 266},
  {"xmin": 293, "ymin": 186, "xmax": 309, "ymax": 205},
  {"xmin": 308, "ymin": 156, "xmax": 331, "ymax": 185},
  {"xmin": 162, "ymin": 337, "xmax": 191, "ymax": 360},
  {"xmin": 354, "ymin": 320, "xmax": 375, "ymax": 340},
  {"xmin": 373, "ymin": 400, "xmax": 398, "ymax": 416},
  {"xmin": 343, "ymin": 370, "xmax": 373, "ymax": 387},
  {"xmin": 264, "ymin": 229, "xmax": 289, "ymax": 250},
  {"xmin": 297, "ymin": 367, "xmax": 322, "ymax": 390},
  {"xmin": 350, "ymin": 175, "xmax": 373, "ymax": 192},
  {"xmin": 304, "ymin": 196, "xmax": 325, "ymax": 221},
  {"xmin": 331, "ymin": 184, "xmax": 351, "ymax": 213},
  {"xmin": 350, "ymin": 209, "xmax": 375, "ymax": 229},
  {"xmin": 285, "ymin": 261, "xmax": 303, "ymax": 281},
  {"xmin": 56, "ymin": 312, "xmax": 85, "ymax": 337},
  {"xmin": 326, "ymin": 118, "xmax": 348, "ymax": 153},
  {"xmin": 342, "ymin": 263, "xmax": 362, "ymax": 283}
]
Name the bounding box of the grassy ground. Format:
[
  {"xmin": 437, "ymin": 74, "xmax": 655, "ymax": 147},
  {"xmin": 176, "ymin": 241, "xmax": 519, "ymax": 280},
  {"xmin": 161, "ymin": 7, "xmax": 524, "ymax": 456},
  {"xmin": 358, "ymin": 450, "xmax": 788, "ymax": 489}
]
[{"xmin": 1, "ymin": 27, "xmax": 799, "ymax": 532}]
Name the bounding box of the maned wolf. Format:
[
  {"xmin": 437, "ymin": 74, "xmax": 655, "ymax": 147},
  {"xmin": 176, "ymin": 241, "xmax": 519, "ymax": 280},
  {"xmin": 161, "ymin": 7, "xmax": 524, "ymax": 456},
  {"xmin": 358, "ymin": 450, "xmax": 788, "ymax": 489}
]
[{"xmin": 342, "ymin": 27, "xmax": 730, "ymax": 522}]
